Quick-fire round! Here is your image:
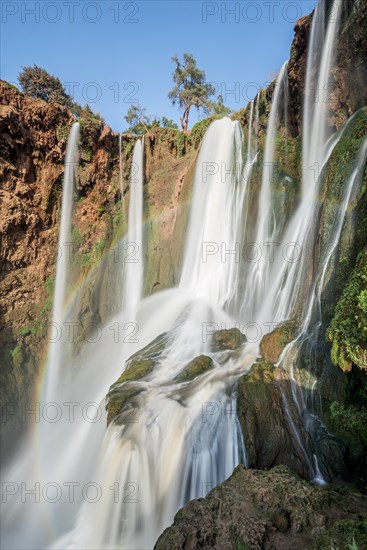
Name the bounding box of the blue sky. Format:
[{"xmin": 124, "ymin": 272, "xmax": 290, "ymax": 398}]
[{"xmin": 1, "ymin": 1, "xmax": 315, "ymax": 131}]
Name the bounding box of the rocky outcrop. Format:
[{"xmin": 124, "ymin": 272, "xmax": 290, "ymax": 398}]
[
  {"xmin": 259, "ymin": 321, "xmax": 298, "ymax": 364},
  {"xmin": 237, "ymin": 362, "xmax": 316, "ymax": 478},
  {"xmin": 154, "ymin": 465, "xmax": 367, "ymax": 550},
  {"xmin": 211, "ymin": 328, "xmax": 247, "ymax": 352},
  {"xmin": 175, "ymin": 355, "xmax": 214, "ymax": 382}
]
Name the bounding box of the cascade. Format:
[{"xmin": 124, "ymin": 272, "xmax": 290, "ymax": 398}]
[
  {"xmin": 122, "ymin": 138, "xmax": 145, "ymax": 315},
  {"xmin": 241, "ymin": 61, "xmax": 289, "ymax": 321},
  {"xmin": 2, "ymin": 0, "xmax": 365, "ymax": 547},
  {"xmin": 45, "ymin": 122, "xmax": 79, "ymax": 402},
  {"xmin": 256, "ymin": 0, "xmax": 343, "ymax": 326}
]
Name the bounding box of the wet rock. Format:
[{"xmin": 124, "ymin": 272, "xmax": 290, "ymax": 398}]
[
  {"xmin": 260, "ymin": 320, "xmax": 298, "ymax": 364},
  {"xmin": 237, "ymin": 362, "xmax": 314, "ymax": 478},
  {"xmin": 154, "ymin": 465, "xmax": 367, "ymax": 550},
  {"xmin": 106, "ymin": 333, "xmax": 168, "ymax": 425},
  {"xmin": 211, "ymin": 328, "xmax": 246, "ymax": 352},
  {"xmin": 106, "ymin": 383, "xmax": 143, "ymax": 426},
  {"xmin": 175, "ymin": 355, "xmax": 214, "ymax": 382}
]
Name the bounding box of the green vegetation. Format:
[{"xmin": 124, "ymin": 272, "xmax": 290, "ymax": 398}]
[
  {"xmin": 11, "ymin": 345, "xmax": 23, "ymax": 369},
  {"xmin": 18, "ymin": 65, "xmax": 104, "ymax": 159},
  {"xmin": 18, "ymin": 64, "xmax": 72, "ymax": 106},
  {"xmin": 124, "ymin": 105, "xmax": 178, "ymax": 135},
  {"xmin": 175, "ymin": 355, "xmax": 214, "ymax": 382},
  {"xmin": 318, "ymin": 518, "xmax": 367, "ymax": 550},
  {"xmin": 189, "ymin": 116, "xmax": 216, "ymax": 149},
  {"xmin": 116, "ymin": 359, "xmax": 154, "ymax": 385},
  {"xmin": 327, "ymin": 249, "xmax": 367, "ymax": 372},
  {"xmin": 79, "ymin": 105, "xmax": 103, "ymax": 158},
  {"xmin": 40, "ymin": 276, "xmax": 55, "ymax": 316},
  {"xmin": 168, "ymin": 52, "xmax": 228, "ymax": 131},
  {"xmin": 56, "ymin": 124, "xmax": 70, "ymax": 143},
  {"xmin": 330, "ymin": 401, "xmax": 367, "ymax": 445}
]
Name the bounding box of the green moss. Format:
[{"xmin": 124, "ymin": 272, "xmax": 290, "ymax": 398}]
[
  {"xmin": 176, "ymin": 131, "xmax": 186, "ymax": 157},
  {"xmin": 175, "ymin": 355, "xmax": 214, "ymax": 381},
  {"xmin": 327, "ymin": 248, "xmax": 367, "ymax": 372},
  {"xmin": 313, "ymin": 518, "xmax": 367, "ymax": 550},
  {"xmin": 40, "ymin": 276, "xmax": 55, "ymax": 315},
  {"xmin": 11, "ymin": 346, "xmax": 23, "ymax": 369},
  {"xmin": 56, "ymin": 124, "xmax": 70, "ymax": 142},
  {"xmin": 330, "ymin": 402, "xmax": 367, "ymax": 445},
  {"xmin": 234, "ymin": 539, "xmax": 249, "ymax": 550},
  {"xmin": 189, "ymin": 116, "xmax": 216, "ymax": 149},
  {"xmin": 106, "ymin": 384, "xmax": 143, "ymax": 425},
  {"xmin": 116, "ymin": 358, "xmax": 154, "ymax": 384},
  {"xmin": 211, "ymin": 328, "xmax": 247, "ymax": 352}
]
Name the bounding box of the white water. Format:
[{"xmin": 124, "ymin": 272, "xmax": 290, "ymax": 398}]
[
  {"xmin": 241, "ymin": 61, "xmax": 288, "ymax": 321},
  {"xmin": 2, "ymin": 0, "xmax": 363, "ymax": 547},
  {"xmin": 122, "ymin": 138, "xmax": 144, "ymax": 316},
  {"xmin": 180, "ymin": 118, "xmax": 246, "ymax": 309},
  {"xmin": 45, "ymin": 122, "xmax": 79, "ymax": 402},
  {"xmin": 256, "ymin": 0, "xmax": 343, "ymax": 326},
  {"xmin": 54, "ymin": 118, "xmax": 258, "ymax": 550}
]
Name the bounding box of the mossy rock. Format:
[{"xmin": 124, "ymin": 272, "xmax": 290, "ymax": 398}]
[
  {"xmin": 175, "ymin": 355, "xmax": 214, "ymax": 382},
  {"xmin": 237, "ymin": 362, "xmax": 314, "ymax": 478},
  {"xmin": 115, "ymin": 358, "xmax": 154, "ymax": 385},
  {"xmin": 260, "ymin": 320, "xmax": 298, "ymax": 363},
  {"xmin": 211, "ymin": 328, "xmax": 246, "ymax": 352},
  {"xmin": 154, "ymin": 464, "xmax": 367, "ymax": 550},
  {"xmin": 327, "ymin": 248, "xmax": 367, "ymax": 373},
  {"xmin": 106, "ymin": 383, "xmax": 143, "ymax": 426},
  {"xmin": 125, "ymin": 332, "xmax": 169, "ymax": 365},
  {"xmin": 310, "ymin": 517, "xmax": 367, "ymax": 550},
  {"xmin": 106, "ymin": 332, "xmax": 169, "ymax": 425}
]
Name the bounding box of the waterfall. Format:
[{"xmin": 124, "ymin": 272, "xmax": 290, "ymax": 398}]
[
  {"xmin": 122, "ymin": 138, "xmax": 145, "ymax": 315},
  {"xmin": 303, "ymin": 0, "xmax": 326, "ymax": 183},
  {"xmin": 256, "ymin": 0, "xmax": 343, "ymax": 325},
  {"xmin": 246, "ymin": 99, "xmax": 254, "ymax": 163},
  {"xmin": 45, "ymin": 122, "xmax": 79, "ymax": 402},
  {"xmin": 180, "ymin": 118, "xmax": 246, "ymax": 310},
  {"xmin": 53, "ymin": 117, "xmax": 257, "ymax": 550},
  {"xmin": 304, "ymin": 0, "xmax": 342, "ymax": 194},
  {"xmin": 242, "ymin": 62, "xmax": 288, "ymax": 321},
  {"xmin": 3, "ymin": 0, "xmax": 364, "ymax": 547},
  {"xmin": 119, "ymin": 133, "xmax": 123, "ymax": 197}
]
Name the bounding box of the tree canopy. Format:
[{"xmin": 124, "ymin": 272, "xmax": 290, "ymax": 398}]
[
  {"xmin": 124, "ymin": 105, "xmax": 178, "ymax": 135},
  {"xmin": 18, "ymin": 65, "xmax": 72, "ymax": 107},
  {"xmin": 168, "ymin": 53, "xmax": 216, "ymax": 132}
]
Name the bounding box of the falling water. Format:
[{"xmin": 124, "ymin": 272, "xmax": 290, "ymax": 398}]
[
  {"xmin": 122, "ymin": 138, "xmax": 144, "ymax": 315},
  {"xmin": 180, "ymin": 118, "xmax": 245, "ymax": 309},
  {"xmin": 45, "ymin": 122, "xmax": 79, "ymax": 402},
  {"xmin": 246, "ymin": 100, "xmax": 254, "ymax": 163},
  {"xmin": 2, "ymin": 0, "xmax": 363, "ymax": 547},
  {"xmin": 119, "ymin": 133, "xmax": 123, "ymax": 196},
  {"xmin": 303, "ymin": 0, "xmax": 326, "ymax": 179},
  {"xmin": 242, "ymin": 62, "xmax": 288, "ymax": 321},
  {"xmin": 257, "ymin": 0, "xmax": 343, "ymax": 325},
  {"xmin": 58, "ymin": 118, "xmax": 257, "ymax": 550}
]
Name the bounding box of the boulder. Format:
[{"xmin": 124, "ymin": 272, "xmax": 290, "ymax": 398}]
[
  {"xmin": 260, "ymin": 320, "xmax": 298, "ymax": 363},
  {"xmin": 237, "ymin": 362, "xmax": 314, "ymax": 478},
  {"xmin": 154, "ymin": 465, "xmax": 367, "ymax": 550},
  {"xmin": 211, "ymin": 327, "xmax": 246, "ymax": 352},
  {"xmin": 175, "ymin": 355, "xmax": 214, "ymax": 382}
]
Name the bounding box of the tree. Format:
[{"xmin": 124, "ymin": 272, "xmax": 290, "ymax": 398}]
[
  {"xmin": 168, "ymin": 53, "xmax": 215, "ymax": 132},
  {"xmin": 124, "ymin": 105, "xmax": 151, "ymax": 135},
  {"xmin": 160, "ymin": 116, "xmax": 178, "ymax": 129},
  {"xmin": 125, "ymin": 106, "xmax": 179, "ymax": 135},
  {"xmin": 209, "ymin": 94, "xmax": 232, "ymax": 117},
  {"xmin": 18, "ymin": 65, "xmax": 71, "ymax": 107}
]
